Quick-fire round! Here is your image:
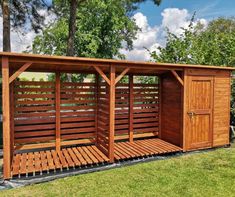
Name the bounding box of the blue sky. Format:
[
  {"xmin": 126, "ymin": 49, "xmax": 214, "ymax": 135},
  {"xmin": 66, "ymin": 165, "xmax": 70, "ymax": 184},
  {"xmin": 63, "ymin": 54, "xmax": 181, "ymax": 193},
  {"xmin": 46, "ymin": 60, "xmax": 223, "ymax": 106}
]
[{"xmin": 137, "ymin": 0, "xmax": 234, "ymax": 26}]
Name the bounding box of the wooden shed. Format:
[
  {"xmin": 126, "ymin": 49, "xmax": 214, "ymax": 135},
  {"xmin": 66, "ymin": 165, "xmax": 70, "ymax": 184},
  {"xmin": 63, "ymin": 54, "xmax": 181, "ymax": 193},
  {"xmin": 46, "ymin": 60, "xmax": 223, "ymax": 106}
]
[{"xmin": 1, "ymin": 52, "xmax": 234, "ymax": 179}]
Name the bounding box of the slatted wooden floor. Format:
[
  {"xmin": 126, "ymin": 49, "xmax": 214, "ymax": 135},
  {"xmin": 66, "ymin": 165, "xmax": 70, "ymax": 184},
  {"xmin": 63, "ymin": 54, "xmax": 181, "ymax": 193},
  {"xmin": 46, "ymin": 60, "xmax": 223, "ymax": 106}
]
[
  {"xmin": 114, "ymin": 138, "xmax": 182, "ymax": 160},
  {"xmin": 11, "ymin": 145, "xmax": 109, "ymax": 177},
  {"xmin": 11, "ymin": 139, "xmax": 182, "ymax": 178}
]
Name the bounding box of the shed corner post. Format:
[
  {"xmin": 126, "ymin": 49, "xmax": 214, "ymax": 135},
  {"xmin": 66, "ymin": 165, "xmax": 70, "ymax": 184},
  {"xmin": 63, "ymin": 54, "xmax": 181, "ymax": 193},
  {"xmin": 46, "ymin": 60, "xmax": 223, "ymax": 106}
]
[
  {"xmin": 109, "ymin": 64, "xmax": 115, "ymax": 163},
  {"xmin": 2, "ymin": 56, "xmax": 11, "ymax": 179},
  {"xmin": 55, "ymin": 71, "xmax": 61, "ymax": 153},
  {"xmin": 182, "ymin": 69, "xmax": 187, "ymax": 152},
  {"xmin": 129, "ymin": 74, "xmax": 133, "ymax": 142},
  {"xmin": 95, "ymin": 73, "xmax": 99, "ymax": 146}
]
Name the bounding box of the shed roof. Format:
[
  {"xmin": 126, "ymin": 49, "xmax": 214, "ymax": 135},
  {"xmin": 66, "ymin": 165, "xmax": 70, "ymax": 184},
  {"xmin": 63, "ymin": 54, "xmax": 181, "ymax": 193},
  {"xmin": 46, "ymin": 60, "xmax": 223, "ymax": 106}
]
[{"xmin": 0, "ymin": 52, "xmax": 234, "ymax": 74}]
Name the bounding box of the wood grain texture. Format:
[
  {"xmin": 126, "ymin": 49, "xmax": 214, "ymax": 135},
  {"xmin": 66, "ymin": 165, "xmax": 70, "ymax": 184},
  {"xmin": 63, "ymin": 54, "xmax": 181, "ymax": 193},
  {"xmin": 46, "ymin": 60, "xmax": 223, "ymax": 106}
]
[
  {"xmin": 9, "ymin": 62, "xmax": 32, "ymax": 83},
  {"xmin": 213, "ymin": 71, "xmax": 230, "ymax": 147},
  {"xmin": 109, "ymin": 65, "xmax": 115, "ymax": 162},
  {"xmin": 184, "ymin": 69, "xmax": 231, "ymax": 150},
  {"xmin": 186, "ymin": 76, "xmax": 213, "ymax": 150},
  {"xmin": 161, "ymin": 72, "xmax": 182, "ymax": 147},
  {"xmin": 11, "ymin": 144, "xmax": 109, "ymax": 177},
  {"xmin": 2, "ymin": 57, "xmax": 11, "ymax": 179},
  {"xmin": 114, "ymin": 138, "xmax": 182, "ymax": 161},
  {"xmin": 55, "ymin": 72, "xmax": 61, "ymax": 153},
  {"xmin": 1, "ymin": 52, "xmax": 234, "ymax": 73}
]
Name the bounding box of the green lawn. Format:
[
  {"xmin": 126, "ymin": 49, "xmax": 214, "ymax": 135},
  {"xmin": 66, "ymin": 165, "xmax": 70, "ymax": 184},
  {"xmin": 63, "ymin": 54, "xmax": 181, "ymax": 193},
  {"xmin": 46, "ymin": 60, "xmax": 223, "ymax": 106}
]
[{"xmin": 1, "ymin": 145, "xmax": 235, "ymax": 197}]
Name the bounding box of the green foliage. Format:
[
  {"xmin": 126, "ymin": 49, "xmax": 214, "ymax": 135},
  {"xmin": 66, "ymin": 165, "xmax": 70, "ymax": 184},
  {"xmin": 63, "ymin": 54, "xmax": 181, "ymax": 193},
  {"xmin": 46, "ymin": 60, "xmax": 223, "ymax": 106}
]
[
  {"xmin": 32, "ymin": 0, "xmax": 138, "ymax": 59},
  {"xmin": 134, "ymin": 76, "xmax": 158, "ymax": 84},
  {"xmin": 151, "ymin": 17, "xmax": 235, "ymax": 67},
  {"xmin": 47, "ymin": 73, "xmax": 87, "ymax": 83}
]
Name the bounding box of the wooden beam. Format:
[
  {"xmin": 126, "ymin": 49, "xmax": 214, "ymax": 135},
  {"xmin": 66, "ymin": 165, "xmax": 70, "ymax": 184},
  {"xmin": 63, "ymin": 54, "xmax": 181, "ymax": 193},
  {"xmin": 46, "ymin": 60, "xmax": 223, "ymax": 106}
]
[
  {"xmin": 95, "ymin": 73, "xmax": 99, "ymax": 146},
  {"xmin": 93, "ymin": 66, "xmax": 110, "ymax": 85},
  {"xmin": 171, "ymin": 70, "xmax": 184, "ymax": 86},
  {"xmin": 9, "ymin": 62, "xmax": 32, "ymax": 84},
  {"xmin": 115, "ymin": 68, "xmax": 130, "ymax": 84},
  {"xmin": 10, "ymin": 77, "xmax": 15, "ymax": 160},
  {"xmin": 129, "ymin": 74, "xmax": 134, "ymax": 142},
  {"xmin": 55, "ymin": 71, "xmax": 61, "ymax": 153},
  {"xmin": 2, "ymin": 57, "xmax": 11, "ymax": 179},
  {"xmin": 109, "ymin": 65, "xmax": 115, "ymax": 163},
  {"xmin": 158, "ymin": 76, "xmax": 162, "ymax": 138}
]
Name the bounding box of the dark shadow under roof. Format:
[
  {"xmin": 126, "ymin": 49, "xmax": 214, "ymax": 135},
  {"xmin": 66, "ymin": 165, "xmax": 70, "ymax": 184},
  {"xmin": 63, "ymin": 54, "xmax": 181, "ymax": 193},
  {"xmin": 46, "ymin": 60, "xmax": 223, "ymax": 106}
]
[{"xmin": 0, "ymin": 52, "xmax": 234, "ymax": 74}]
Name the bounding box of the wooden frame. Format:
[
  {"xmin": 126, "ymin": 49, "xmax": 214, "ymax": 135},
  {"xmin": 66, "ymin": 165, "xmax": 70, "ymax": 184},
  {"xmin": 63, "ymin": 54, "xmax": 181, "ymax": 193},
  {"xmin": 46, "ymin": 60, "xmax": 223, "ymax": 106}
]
[
  {"xmin": 1, "ymin": 52, "xmax": 234, "ymax": 180},
  {"xmin": 2, "ymin": 57, "xmax": 11, "ymax": 179}
]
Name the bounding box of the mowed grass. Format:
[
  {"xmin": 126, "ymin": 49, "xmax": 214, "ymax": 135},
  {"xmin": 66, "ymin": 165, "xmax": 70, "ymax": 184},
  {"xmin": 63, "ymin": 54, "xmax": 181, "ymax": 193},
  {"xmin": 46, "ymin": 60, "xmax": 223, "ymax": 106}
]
[{"xmin": 1, "ymin": 145, "xmax": 235, "ymax": 197}]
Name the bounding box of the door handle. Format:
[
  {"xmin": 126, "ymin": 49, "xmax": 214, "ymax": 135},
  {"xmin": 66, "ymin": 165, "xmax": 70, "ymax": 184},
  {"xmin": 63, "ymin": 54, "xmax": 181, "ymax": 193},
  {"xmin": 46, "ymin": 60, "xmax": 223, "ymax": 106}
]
[{"xmin": 187, "ymin": 111, "xmax": 195, "ymax": 118}]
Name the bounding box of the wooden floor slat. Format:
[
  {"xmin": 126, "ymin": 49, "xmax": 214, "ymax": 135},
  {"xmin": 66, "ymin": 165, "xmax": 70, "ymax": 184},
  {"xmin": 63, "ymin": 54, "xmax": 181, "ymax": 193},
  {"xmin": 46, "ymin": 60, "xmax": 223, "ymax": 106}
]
[
  {"xmin": 11, "ymin": 138, "xmax": 181, "ymax": 178},
  {"xmin": 114, "ymin": 138, "xmax": 182, "ymax": 160}
]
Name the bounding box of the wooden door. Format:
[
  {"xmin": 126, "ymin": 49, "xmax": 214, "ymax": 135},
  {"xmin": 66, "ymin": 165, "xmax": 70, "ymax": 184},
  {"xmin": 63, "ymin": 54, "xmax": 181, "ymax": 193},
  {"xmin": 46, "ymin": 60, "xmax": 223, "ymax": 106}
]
[{"xmin": 186, "ymin": 76, "xmax": 214, "ymax": 150}]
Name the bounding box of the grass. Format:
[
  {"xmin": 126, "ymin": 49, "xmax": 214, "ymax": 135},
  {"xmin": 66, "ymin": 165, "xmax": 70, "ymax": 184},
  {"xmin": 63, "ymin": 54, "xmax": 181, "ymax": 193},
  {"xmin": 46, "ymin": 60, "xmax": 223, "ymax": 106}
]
[{"xmin": 1, "ymin": 145, "xmax": 235, "ymax": 197}]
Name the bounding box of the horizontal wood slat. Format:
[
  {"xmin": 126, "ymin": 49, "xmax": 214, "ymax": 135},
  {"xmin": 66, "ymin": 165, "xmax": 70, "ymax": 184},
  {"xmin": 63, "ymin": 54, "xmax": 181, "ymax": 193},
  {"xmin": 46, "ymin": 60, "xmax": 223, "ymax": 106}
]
[
  {"xmin": 13, "ymin": 81, "xmax": 97, "ymax": 148},
  {"xmin": 114, "ymin": 138, "xmax": 182, "ymax": 160},
  {"xmin": 115, "ymin": 82, "xmax": 159, "ymax": 140}
]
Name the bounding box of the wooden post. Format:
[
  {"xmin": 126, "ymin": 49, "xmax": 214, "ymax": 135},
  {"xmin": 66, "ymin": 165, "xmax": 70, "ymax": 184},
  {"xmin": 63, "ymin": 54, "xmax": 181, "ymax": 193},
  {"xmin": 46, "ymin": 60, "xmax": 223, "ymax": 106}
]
[
  {"xmin": 55, "ymin": 71, "xmax": 61, "ymax": 153},
  {"xmin": 109, "ymin": 65, "xmax": 115, "ymax": 163},
  {"xmin": 10, "ymin": 76, "xmax": 15, "ymax": 160},
  {"xmin": 129, "ymin": 74, "xmax": 133, "ymax": 142},
  {"xmin": 158, "ymin": 76, "xmax": 162, "ymax": 138},
  {"xmin": 2, "ymin": 57, "xmax": 11, "ymax": 179},
  {"xmin": 95, "ymin": 73, "xmax": 99, "ymax": 146}
]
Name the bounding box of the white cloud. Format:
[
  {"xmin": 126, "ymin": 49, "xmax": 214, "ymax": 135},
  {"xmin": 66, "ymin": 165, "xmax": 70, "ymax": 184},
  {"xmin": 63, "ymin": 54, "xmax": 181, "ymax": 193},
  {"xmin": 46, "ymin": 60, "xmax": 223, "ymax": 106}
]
[
  {"xmin": 0, "ymin": 10, "xmax": 56, "ymax": 52},
  {"xmin": 122, "ymin": 8, "xmax": 207, "ymax": 61},
  {"xmin": 161, "ymin": 8, "xmax": 189, "ymax": 36},
  {"xmin": 161, "ymin": 8, "xmax": 208, "ymax": 36},
  {"xmin": 121, "ymin": 12, "xmax": 159, "ymax": 61}
]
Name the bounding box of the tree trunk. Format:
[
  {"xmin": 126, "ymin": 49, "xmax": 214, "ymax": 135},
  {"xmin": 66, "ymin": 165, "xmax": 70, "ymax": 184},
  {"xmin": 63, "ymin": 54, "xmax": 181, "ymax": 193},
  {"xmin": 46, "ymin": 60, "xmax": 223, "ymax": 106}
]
[
  {"xmin": 67, "ymin": 0, "xmax": 78, "ymax": 56},
  {"xmin": 2, "ymin": 0, "xmax": 11, "ymax": 52}
]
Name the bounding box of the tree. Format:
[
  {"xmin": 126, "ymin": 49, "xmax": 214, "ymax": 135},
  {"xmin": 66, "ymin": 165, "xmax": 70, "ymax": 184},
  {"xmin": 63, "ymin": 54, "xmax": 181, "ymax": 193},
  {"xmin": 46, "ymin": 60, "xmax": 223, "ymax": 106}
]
[
  {"xmin": 32, "ymin": 0, "xmax": 138, "ymax": 59},
  {"xmin": 150, "ymin": 17, "xmax": 235, "ymax": 66},
  {"xmin": 0, "ymin": 0, "xmax": 51, "ymax": 51},
  {"xmin": 53, "ymin": 0, "xmax": 162, "ymax": 57}
]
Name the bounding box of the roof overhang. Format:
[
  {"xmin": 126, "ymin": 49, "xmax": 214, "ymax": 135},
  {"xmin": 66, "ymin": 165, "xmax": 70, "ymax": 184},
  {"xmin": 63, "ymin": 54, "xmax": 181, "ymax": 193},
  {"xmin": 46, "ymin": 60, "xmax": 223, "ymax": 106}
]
[{"xmin": 0, "ymin": 52, "xmax": 234, "ymax": 75}]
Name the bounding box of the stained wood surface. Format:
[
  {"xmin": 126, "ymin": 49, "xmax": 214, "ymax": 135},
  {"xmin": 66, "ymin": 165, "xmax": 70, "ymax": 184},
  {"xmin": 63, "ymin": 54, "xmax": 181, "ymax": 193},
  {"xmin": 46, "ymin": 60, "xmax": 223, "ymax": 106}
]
[
  {"xmin": 2, "ymin": 57, "xmax": 11, "ymax": 179},
  {"xmin": 186, "ymin": 76, "xmax": 213, "ymax": 150},
  {"xmin": 161, "ymin": 72, "xmax": 182, "ymax": 146},
  {"xmin": 109, "ymin": 65, "xmax": 115, "ymax": 162},
  {"xmin": 184, "ymin": 69, "xmax": 231, "ymax": 150},
  {"xmin": 97, "ymin": 80, "xmax": 109, "ymax": 156},
  {"xmin": 14, "ymin": 80, "xmax": 97, "ymax": 149},
  {"xmin": 11, "ymin": 145, "xmax": 109, "ymax": 177},
  {"xmin": 11, "ymin": 139, "xmax": 181, "ymax": 177},
  {"xmin": 1, "ymin": 52, "xmax": 234, "ymax": 74},
  {"xmin": 114, "ymin": 138, "xmax": 182, "ymax": 160},
  {"xmin": 213, "ymin": 72, "xmax": 230, "ymax": 146},
  {"xmin": 115, "ymin": 79, "xmax": 159, "ymax": 141}
]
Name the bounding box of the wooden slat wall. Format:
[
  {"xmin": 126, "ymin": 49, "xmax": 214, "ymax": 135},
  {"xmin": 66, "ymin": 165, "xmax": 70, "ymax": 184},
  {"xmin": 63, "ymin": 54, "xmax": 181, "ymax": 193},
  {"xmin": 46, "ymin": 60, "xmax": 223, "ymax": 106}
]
[
  {"xmin": 13, "ymin": 80, "xmax": 97, "ymax": 149},
  {"xmin": 132, "ymin": 82, "xmax": 159, "ymax": 138},
  {"xmin": 213, "ymin": 71, "xmax": 230, "ymax": 147},
  {"xmin": 97, "ymin": 81, "xmax": 109, "ymax": 156},
  {"xmin": 60, "ymin": 82, "xmax": 96, "ymax": 143},
  {"xmin": 161, "ymin": 72, "xmax": 182, "ymax": 146},
  {"xmin": 115, "ymin": 78, "xmax": 159, "ymax": 141},
  {"xmin": 115, "ymin": 82, "xmax": 129, "ymax": 140},
  {"xmin": 13, "ymin": 76, "xmax": 160, "ymax": 150},
  {"xmin": 14, "ymin": 81, "xmax": 56, "ymax": 145}
]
